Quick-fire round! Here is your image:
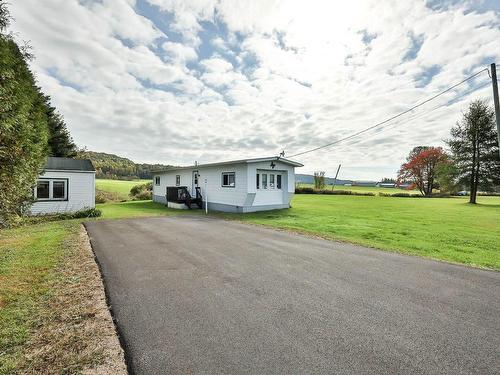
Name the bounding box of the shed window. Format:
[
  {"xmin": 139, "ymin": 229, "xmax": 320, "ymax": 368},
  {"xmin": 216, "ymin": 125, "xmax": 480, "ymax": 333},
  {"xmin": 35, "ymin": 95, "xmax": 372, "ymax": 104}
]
[
  {"xmin": 52, "ymin": 181, "xmax": 66, "ymax": 199},
  {"xmin": 262, "ymin": 173, "xmax": 268, "ymax": 189},
  {"xmin": 37, "ymin": 180, "xmax": 49, "ymax": 199},
  {"xmin": 222, "ymin": 172, "xmax": 235, "ymax": 187},
  {"xmin": 35, "ymin": 179, "xmax": 67, "ymax": 201},
  {"xmin": 256, "ymin": 173, "xmax": 260, "ymax": 189},
  {"xmin": 175, "ymin": 175, "xmax": 180, "ymax": 186},
  {"xmin": 277, "ymin": 175, "xmax": 282, "ymax": 189},
  {"xmin": 155, "ymin": 176, "xmax": 160, "ymax": 185}
]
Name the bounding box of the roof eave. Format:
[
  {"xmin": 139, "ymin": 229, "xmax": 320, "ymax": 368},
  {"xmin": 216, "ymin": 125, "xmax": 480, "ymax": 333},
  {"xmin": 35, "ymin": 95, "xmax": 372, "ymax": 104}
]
[{"xmin": 152, "ymin": 156, "xmax": 303, "ymax": 174}]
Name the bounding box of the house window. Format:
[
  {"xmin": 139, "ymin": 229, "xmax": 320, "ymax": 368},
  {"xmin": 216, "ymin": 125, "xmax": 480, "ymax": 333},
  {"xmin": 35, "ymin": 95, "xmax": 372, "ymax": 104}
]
[
  {"xmin": 222, "ymin": 172, "xmax": 235, "ymax": 187},
  {"xmin": 175, "ymin": 175, "xmax": 180, "ymax": 186},
  {"xmin": 262, "ymin": 173, "xmax": 268, "ymax": 189},
  {"xmin": 256, "ymin": 173, "xmax": 260, "ymax": 189},
  {"xmin": 35, "ymin": 179, "xmax": 67, "ymax": 201},
  {"xmin": 270, "ymin": 174, "xmax": 275, "ymax": 189},
  {"xmin": 277, "ymin": 175, "xmax": 282, "ymax": 189},
  {"xmin": 155, "ymin": 176, "xmax": 160, "ymax": 186}
]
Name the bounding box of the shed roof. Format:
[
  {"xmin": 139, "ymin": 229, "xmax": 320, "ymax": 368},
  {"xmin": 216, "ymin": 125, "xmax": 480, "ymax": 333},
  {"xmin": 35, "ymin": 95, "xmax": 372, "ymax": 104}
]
[
  {"xmin": 44, "ymin": 157, "xmax": 95, "ymax": 172},
  {"xmin": 153, "ymin": 156, "xmax": 303, "ymax": 173}
]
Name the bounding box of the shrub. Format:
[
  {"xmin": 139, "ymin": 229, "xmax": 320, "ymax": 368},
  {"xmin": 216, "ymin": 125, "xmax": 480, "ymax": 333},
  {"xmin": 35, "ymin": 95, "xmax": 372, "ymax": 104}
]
[
  {"xmin": 70, "ymin": 207, "xmax": 101, "ymax": 218},
  {"xmin": 95, "ymin": 189, "xmax": 121, "ymax": 203},
  {"xmin": 133, "ymin": 190, "xmax": 152, "ymax": 201},
  {"xmin": 295, "ymin": 187, "xmax": 375, "ymax": 196},
  {"xmin": 295, "ymin": 187, "xmax": 315, "ymax": 194},
  {"xmin": 379, "ymin": 192, "xmax": 422, "ymax": 198},
  {"xmin": 130, "ymin": 182, "xmax": 153, "ymax": 200},
  {"xmin": 378, "ymin": 192, "xmax": 453, "ymax": 198},
  {"xmin": 21, "ymin": 207, "xmax": 102, "ymax": 225}
]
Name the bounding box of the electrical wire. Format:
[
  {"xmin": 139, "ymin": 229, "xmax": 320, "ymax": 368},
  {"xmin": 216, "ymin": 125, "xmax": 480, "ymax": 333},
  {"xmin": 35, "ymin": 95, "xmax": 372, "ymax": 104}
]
[{"xmin": 288, "ymin": 68, "xmax": 489, "ymax": 158}]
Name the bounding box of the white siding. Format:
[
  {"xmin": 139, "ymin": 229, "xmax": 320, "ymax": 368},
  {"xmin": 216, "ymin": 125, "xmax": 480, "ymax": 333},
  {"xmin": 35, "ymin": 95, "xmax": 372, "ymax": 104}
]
[
  {"xmin": 248, "ymin": 161, "xmax": 296, "ymax": 207},
  {"xmin": 153, "ymin": 170, "xmax": 192, "ymax": 199},
  {"xmin": 30, "ymin": 170, "xmax": 95, "ymax": 215},
  {"xmin": 153, "ymin": 164, "xmax": 248, "ymax": 207},
  {"xmin": 198, "ymin": 164, "xmax": 248, "ymax": 206}
]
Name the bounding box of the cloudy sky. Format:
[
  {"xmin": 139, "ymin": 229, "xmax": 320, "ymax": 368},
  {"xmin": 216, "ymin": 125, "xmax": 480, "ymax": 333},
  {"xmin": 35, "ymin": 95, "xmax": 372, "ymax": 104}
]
[{"xmin": 9, "ymin": 0, "xmax": 500, "ymax": 179}]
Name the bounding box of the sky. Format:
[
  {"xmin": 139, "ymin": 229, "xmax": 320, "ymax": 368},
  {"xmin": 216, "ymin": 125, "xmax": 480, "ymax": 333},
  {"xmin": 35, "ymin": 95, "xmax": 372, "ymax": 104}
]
[{"xmin": 9, "ymin": 0, "xmax": 500, "ymax": 180}]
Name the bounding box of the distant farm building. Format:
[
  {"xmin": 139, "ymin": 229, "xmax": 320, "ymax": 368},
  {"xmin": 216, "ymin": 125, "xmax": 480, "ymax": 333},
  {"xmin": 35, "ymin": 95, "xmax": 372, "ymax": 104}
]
[
  {"xmin": 352, "ymin": 181, "xmax": 378, "ymax": 187},
  {"xmin": 377, "ymin": 182, "xmax": 396, "ymax": 188}
]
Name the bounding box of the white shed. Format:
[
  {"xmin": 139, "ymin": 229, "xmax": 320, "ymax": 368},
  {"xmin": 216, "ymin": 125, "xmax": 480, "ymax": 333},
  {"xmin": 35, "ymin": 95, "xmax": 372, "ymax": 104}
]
[
  {"xmin": 152, "ymin": 156, "xmax": 303, "ymax": 213},
  {"xmin": 30, "ymin": 157, "xmax": 96, "ymax": 215}
]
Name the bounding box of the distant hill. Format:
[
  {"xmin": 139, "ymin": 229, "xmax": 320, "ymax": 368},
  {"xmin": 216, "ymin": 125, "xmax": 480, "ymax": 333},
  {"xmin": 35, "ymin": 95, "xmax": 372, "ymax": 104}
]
[
  {"xmin": 296, "ymin": 174, "xmax": 353, "ymax": 186},
  {"xmin": 76, "ymin": 151, "xmax": 170, "ymax": 180}
]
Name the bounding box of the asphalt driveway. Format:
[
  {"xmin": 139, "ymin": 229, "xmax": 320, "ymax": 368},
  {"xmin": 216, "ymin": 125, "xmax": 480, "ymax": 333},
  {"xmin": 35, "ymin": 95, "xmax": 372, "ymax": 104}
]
[{"xmin": 84, "ymin": 216, "xmax": 500, "ymax": 375}]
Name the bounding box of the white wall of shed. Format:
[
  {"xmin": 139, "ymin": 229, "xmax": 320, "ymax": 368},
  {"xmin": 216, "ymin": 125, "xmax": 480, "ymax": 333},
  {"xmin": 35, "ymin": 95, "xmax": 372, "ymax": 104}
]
[{"xmin": 29, "ymin": 170, "xmax": 95, "ymax": 215}]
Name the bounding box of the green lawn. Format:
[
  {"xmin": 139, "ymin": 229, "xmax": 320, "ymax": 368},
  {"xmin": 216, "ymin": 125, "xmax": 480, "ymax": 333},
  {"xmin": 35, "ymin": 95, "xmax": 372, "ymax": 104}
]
[{"xmin": 95, "ymin": 178, "xmax": 150, "ymax": 200}]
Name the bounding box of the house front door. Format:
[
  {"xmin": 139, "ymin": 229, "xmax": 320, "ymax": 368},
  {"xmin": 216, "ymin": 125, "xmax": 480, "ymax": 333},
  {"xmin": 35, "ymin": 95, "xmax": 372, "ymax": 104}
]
[{"xmin": 192, "ymin": 170, "xmax": 199, "ymax": 196}]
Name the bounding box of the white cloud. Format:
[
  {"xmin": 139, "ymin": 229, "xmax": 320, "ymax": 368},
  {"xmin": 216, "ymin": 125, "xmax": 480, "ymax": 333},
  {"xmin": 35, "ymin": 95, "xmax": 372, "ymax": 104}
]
[
  {"xmin": 162, "ymin": 41, "xmax": 198, "ymax": 63},
  {"xmin": 8, "ymin": 0, "xmax": 500, "ymax": 179}
]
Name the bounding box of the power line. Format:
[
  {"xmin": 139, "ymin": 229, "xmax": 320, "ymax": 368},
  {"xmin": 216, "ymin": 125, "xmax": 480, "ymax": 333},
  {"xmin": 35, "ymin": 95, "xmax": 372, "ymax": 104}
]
[
  {"xmin": 301, "ymin": 79, "xmax": 491, "ymax": 159},
  {"xmin": 288, "ymin": 68, "xmax": 489, "ymax": 158}
]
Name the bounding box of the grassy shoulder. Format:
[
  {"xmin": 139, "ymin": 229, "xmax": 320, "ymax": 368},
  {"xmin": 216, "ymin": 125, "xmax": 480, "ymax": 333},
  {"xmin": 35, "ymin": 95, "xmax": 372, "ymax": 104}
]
[{"xmin": 0, "ymin": 221, "xmax": 126, "ymax": 374}]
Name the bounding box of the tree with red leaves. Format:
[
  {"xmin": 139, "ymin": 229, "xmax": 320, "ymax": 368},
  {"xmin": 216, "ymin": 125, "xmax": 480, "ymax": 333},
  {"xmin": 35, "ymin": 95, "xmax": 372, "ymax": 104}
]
[{"xmin": 398, "ymin": 146, "xmax": 448, "ymax": 196}]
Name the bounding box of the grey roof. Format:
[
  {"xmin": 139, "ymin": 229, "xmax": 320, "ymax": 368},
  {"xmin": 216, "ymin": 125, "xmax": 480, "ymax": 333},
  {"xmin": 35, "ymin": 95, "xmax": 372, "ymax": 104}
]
[
  {"xmin": 153, "ymin": 156, "xmax": 304, "ymax": 173},
  {"xmin": 44, "ymin": 157, "xmax": 95, "ymax": 172}
]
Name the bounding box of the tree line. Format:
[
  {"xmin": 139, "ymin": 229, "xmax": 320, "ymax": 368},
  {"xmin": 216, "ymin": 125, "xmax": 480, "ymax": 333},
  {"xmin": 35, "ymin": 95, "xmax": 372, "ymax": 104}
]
[
  {"xmin": 77, "ymin": 150, "xmax": 170, "ymax": 180},
  {"xmin": 398, "ymin": 100, "xmax": 500, "ymax": 203},
  {"xmin": 0, "ymin": 2, "xmax": 77, "ymax": 226}
]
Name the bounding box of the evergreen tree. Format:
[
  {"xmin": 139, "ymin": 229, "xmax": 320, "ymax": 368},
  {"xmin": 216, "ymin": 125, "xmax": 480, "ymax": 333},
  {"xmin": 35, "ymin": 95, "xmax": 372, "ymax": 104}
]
[
  {"xmin": 0, "ymin": 2, "xmax": 48, "ymax": 226},
  {"xmin": 446, "ymin": 100, "xmax": 500, "ymax": 203},
  {"xmin": 43, "ymin": 94, "xmax": 77, "ymax": 157}
]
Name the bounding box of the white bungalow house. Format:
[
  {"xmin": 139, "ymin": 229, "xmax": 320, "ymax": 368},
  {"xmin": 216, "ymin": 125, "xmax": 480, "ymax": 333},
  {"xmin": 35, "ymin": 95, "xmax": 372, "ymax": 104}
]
[
  {"xmin": 30, "ymin": 157, "xmax": 95, "ymax": 215},
  {"xmin": 152, "ymin": 156, "xmax": 303, "ymax": 212}
]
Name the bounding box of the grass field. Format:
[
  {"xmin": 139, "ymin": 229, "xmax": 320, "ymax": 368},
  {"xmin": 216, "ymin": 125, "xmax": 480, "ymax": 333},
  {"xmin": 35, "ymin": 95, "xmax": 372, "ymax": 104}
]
[{"xmin": 95, "ymin": 178, "xmax": 150, "ymax": 200}]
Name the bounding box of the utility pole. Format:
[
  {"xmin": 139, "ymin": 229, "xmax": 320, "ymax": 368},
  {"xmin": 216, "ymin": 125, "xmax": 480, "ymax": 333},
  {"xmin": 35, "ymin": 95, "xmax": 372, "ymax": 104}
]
[
  {"xmin": 332, "ymin": 164, "xmax": 341, "ymax": 190},
  {"xmin": 491, "ymin": 63, "xmax": 500, "ymax": 157}
]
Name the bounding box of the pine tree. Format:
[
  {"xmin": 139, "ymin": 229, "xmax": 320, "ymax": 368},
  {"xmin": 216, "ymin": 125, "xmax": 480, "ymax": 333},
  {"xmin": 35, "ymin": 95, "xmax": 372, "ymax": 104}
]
[
  {"xmin": 446, "ymin": 100, "xmax": 500, "ymax": 203},
  {"xmin": 43, "ymin": 94, "xmax": 77, "ymax": 157}
]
